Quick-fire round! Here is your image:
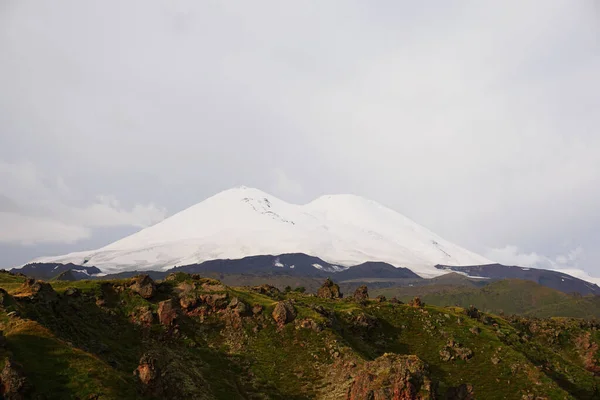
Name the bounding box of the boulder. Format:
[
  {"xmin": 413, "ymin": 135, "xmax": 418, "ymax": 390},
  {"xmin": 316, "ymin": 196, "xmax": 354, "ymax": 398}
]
[
  {"xmin": 135, "ymin": 353, "xmax": 158, "ymax": 385},
  {"xmin": 353, "ymin": 285, "xmax": 369, "ymax": 301},
  {"xmin": 272, "ymin": 300, "xmax": 297, "ymax": 327},
  {"xmin": 317, "ymin": 278, "xmax": 342, "ymax": 299},
  {"xmin": 0, "ymin": 358, "xmax": 29, "ymax": 399},
  {"xmin": 347, "ymin": 354, "xmax": 435, "ymax": 400},
  {"xmin": 129, "ymin": 275, "xmax": 156, "ymax": 299},
  {"xmin": 408, "ymin": 297, "xmax": 424, "ymax": 308},
  {"xmin": 157, "ymin": 299, "xmax": 178, "ymax": 326}
]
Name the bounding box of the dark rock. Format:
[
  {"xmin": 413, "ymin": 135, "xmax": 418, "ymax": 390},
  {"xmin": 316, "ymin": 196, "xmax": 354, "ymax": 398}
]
[
  {"xmin": 317, "ymin": 278, "xmax": 342, "ymax": 299},
  {"xmin": 347, "ymin": 353, "xmax": 435, "ymax": 399},
  {"xmin": 375, "ymin": 295, "xmax": 386, "ymax": 303},
  {"xmin": 129, "ymin": 275, "xmax": 156, "ymax": 299},
  {"xmin": 272, "ymin": 300, "xmax": 297, "ymax": 327},
  {"xmin": 445, "ymin": 383, "xmax": 475, "ymax": 400},
  {"xmin": 466, "ymin": 305, "xmax": 480, "ymax": 319},
  {"xmin": 158, "ymin": 299, "xmax": 178, "ymax": 326},
  {"xmin": 0, "ymin": 358, "xmax": 29, "ymax": 399},
  {"xmin": 389, "ymin": 297, "xmax": 403, "ymax": 304},
  {"xmin": 353, "ymin": 285, "xmax": 369, "ymax": 301}
]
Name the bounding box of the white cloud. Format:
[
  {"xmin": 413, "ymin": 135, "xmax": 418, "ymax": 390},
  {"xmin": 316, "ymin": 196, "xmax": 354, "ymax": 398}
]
[
  {"xmin": 270, "ymin": 169, "xmax": 304, "ymax": 199},
  {"xmin": 485, "ymin": 245, "xmax": 547, "ymax": 268},
  {"xmin": 0, "ymin": 161, "xmax": 166, "ymax": 245}
]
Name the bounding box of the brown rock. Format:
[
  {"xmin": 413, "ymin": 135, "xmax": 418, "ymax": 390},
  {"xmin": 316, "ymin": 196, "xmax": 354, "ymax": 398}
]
[
  {"xmin": 129, "ymin": 275, "xmax": 156, "ymax": 299},
  {"xmin": 134, "ymin": 353, "xmax": 158, "ymax": 385},
  {"xmin": 157, "ymin": 299, "xmax": 178, "ymax": 326},
  {"xmin": 0, "ymin": 358, "xmax": 29, "ymax": 400},
  {"xmin": 353, "ymin": 285, "xmax": 369, "ymax": 301},
  {"xmin": 408, "ymin": 297, "xmax": 424, "ymax": 308},
  {"xmin": 131, "ymin": 306, "xmax": 154, "ymax": 326},
  {"xmin": 272, "ymin": 300, "xmax": 297, "ymax": 327},
  {"xmin": 347, "ymin": 353, "xmax": 435, "ymax": 400},
  {"xmin": 317, "ymin": 278, "xmax": 342, "ymax": 299}
]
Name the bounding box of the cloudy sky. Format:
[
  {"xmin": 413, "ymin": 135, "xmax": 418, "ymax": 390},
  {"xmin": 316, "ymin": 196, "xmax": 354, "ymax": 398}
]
[{"xmin": 1, "ymin": 1, "xmax": 599, "ymax": 278}]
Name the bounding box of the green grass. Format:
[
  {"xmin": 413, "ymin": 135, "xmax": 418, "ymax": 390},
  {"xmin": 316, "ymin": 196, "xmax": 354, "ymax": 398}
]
[{"xmin": 0, "ymin": 275, "xmax": 599, "ymax": 399}]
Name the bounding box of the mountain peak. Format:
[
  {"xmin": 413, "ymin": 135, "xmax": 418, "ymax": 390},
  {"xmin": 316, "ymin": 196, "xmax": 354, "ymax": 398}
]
[{"xmin": 31, "ymin": 187, "xmax": 493, "ymax": 276}]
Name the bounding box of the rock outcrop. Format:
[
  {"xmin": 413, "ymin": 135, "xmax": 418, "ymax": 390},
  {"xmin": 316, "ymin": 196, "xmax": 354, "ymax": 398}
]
[
  {"xmin": 317, "ymin": 278, "xmax": 342, "ymax": 299},
  {"xmin": 347, "ymin": 354, "xmax": 435, "ymax": 400},
  {"xmin": 129, "ymin": 275, "xmax": 156, "ymax": 299},
  {"xmin": 14, "ymin": 279, "xmax": 57, "ymax": 303},
  {"xmin": 353, "ymin": 285, "xmax": 369, "ymax": 301},
  {"xmin": 408, "ymin": 297, "xmax": 424, "ymax": 308}
]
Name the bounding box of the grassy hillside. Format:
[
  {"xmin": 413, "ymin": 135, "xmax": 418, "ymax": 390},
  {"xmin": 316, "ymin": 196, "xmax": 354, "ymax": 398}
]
[
  {"xmin": 372, "ymin": 279, "xmax": 600, "ymax": 318},
  {"xmin": 0, "ymin": 272, "xmax": 599, "ymax": 399}
]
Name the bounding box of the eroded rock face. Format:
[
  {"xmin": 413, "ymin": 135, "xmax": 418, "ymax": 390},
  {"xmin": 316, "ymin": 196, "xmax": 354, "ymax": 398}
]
[
  {"xmin": 272, "ymin": 300, "xmax": 297, "ymax": 328},
  {"xmin": 353, "ymin": 286, "xmax": 369, "ymax": 301},
  {"xmin": 158, "ymin": 299, "xmax": 178, "ymax": 326},
  {"xmin": 0, "ymin": 358, "xmax": 29, "ymax": 400},
  {"xmin": 129, "ymin": 275, "xmax": 156, "ymax": 299},
  {"xmin": 347, "ymin": 354, "xmax": 435, "ymax": 400},
  {"xmin": 317, "ymin": 279, "xmax": 342, "ymax": 299}
]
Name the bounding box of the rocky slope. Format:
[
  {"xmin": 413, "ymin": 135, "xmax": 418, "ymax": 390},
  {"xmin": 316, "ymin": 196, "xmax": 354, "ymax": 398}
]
[{"xmin": 0, "ymin": 271, "xmax": 599, "ymax": 399}]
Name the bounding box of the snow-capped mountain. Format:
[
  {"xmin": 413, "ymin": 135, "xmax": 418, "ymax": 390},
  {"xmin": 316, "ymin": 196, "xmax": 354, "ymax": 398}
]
[{"xmin": 30, "ymin": 186, "xmax": 493, "ymax": 277}]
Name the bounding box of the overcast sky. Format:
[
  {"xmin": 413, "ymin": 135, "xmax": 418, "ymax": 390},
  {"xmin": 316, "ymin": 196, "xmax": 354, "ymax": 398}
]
[{"xmin": 1, "ymin": 1, "xmax": 599, "ymax": 278}]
